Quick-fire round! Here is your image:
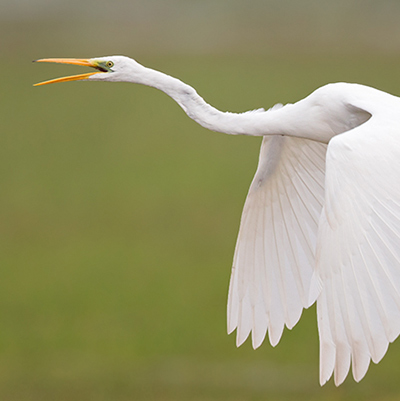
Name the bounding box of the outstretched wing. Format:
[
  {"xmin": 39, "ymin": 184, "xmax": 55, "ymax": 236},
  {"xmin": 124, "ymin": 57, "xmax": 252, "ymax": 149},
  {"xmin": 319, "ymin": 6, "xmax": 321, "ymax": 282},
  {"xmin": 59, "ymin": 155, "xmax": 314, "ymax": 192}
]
[
  {"xmin": 228, "ymin": 135, "xmax": 327, "ymax": 348},
  {"xmin": 316, "ymin": 116, "xmax": 400, "ymax": 386}
]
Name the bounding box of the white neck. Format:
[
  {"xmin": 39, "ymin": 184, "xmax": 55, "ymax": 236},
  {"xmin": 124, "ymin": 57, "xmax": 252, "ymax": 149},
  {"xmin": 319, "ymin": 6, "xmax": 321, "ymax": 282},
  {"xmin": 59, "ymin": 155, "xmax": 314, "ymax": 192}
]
[
  {"xmin": 129, "ymin": 66, "xmax": 286, "ymax": 136},
  {"xmin": 123, "ymin": 66, "xmax": 372, "ymax": 143}
]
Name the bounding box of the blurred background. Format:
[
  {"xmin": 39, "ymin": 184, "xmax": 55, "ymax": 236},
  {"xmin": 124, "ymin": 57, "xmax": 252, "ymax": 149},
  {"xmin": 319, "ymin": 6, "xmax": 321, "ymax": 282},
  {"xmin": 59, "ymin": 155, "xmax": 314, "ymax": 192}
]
[{"xmin": 2, "ymin": 0, "xmax": 400, "ymax": 400}]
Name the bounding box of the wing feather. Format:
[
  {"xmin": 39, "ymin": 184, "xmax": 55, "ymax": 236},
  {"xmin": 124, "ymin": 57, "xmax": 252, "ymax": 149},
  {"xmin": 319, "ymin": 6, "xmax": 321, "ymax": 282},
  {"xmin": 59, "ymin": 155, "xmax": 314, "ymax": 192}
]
[
  {"xmin": 316, "ymin": 116, "xmax": 400, "ymax": 385},
  {"xmin": 228, "ymin": 135, "xmax": 327, "ymax": 348}
]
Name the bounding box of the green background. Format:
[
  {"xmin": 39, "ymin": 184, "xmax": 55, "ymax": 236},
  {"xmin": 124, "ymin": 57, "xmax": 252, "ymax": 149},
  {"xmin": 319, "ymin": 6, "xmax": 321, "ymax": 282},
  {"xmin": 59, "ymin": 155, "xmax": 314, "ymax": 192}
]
[{"xmin": 2, "ymin": 1, "xmax": 400, "ymax": 400}]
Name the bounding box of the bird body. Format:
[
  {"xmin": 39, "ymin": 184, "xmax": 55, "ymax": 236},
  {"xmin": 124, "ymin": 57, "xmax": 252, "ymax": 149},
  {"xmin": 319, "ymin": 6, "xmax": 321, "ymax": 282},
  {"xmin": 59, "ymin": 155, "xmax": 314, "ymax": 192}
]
[{"xmin": 35, "ymin": 56, "xmax": 400, "ymax": 386}]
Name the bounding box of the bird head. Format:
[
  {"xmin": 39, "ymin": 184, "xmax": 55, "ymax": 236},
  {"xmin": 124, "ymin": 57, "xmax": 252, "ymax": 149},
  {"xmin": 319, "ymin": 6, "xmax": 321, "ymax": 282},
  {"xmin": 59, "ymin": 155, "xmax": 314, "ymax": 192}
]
[{"xmin": 34, "ymin": 55, "xmax": 145, "ymax": 86}]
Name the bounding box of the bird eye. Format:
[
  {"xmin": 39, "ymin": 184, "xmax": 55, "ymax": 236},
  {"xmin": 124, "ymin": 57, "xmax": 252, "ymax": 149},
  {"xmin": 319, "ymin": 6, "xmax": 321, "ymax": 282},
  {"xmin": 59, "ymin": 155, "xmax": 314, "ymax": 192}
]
[{"xmin": 106, "ymin": 61, "xmax": 114, "ymax": 68}]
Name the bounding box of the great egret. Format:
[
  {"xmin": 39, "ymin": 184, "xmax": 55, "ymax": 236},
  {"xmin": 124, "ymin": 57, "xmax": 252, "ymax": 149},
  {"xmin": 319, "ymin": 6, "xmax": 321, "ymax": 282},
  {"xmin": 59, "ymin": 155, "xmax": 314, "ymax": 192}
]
[{"xmin": 34, "ymin": 56, "xmax": 400, "ymax": 386}]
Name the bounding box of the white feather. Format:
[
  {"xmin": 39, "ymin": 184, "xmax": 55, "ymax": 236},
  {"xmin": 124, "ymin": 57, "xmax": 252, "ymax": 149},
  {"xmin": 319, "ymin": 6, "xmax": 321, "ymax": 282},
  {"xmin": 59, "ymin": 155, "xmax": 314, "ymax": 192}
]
[
  {"xmin": 228, "ymin": 135, "xmax": 327, "ymax": 348},
  {"xmin": 316, "ymin": 114, "xmax": 400, "ymax": 385}
]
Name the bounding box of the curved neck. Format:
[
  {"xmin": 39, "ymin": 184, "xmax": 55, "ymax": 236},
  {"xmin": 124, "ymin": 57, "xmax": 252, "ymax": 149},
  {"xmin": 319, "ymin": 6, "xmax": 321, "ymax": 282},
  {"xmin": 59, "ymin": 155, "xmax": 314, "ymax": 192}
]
[
  {"xmin": 128, "ymin": 66, "xmax": 365, "ymax": 143},
  {"xmin": 133, "ymin": 67, "xmax": 272, "ymax": 136}
]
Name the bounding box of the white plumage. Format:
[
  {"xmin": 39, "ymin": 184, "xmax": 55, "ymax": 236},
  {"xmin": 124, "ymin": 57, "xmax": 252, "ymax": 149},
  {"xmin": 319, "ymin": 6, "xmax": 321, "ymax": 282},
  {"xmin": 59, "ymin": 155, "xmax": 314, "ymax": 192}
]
[
  {"xmin": 228, "ymin": 135, "xmax": 327, "ymax": 349},
  {"xmin": 35, "ymin": 56, "xmax": 400, "ymax": 385}
]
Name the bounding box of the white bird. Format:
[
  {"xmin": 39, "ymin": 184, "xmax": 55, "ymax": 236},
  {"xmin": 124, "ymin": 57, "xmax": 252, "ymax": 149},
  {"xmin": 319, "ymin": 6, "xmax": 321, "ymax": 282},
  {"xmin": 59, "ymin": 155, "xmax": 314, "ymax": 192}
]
[{"xmin": 35, "ymin": 56, "xmax": 400, "ymax": 386}]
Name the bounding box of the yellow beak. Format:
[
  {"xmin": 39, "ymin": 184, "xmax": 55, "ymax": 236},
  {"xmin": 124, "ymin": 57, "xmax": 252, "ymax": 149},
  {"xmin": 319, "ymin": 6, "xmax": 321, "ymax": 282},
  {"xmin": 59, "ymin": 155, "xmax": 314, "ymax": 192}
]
[{"xmin": 34, "ymin": 58, "xmax": 103, "ymax": 86}]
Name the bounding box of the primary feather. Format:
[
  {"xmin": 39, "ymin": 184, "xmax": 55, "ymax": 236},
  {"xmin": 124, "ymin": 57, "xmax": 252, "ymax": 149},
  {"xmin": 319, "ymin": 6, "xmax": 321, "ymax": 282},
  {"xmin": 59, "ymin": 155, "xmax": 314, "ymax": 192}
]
[{"xmin": 228, "ymin": 135, "xmax": 327, "ymax": 348}]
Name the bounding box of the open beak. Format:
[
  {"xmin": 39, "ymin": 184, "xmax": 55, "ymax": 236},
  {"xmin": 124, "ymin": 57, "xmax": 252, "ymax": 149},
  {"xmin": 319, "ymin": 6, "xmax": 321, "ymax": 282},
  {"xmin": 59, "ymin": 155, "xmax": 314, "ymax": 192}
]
[{"xmin": 34, "ymin": 58, "xmax": 104, "ymax": 86}]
